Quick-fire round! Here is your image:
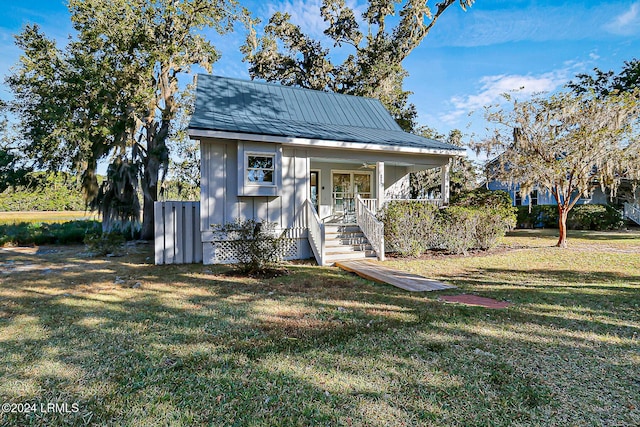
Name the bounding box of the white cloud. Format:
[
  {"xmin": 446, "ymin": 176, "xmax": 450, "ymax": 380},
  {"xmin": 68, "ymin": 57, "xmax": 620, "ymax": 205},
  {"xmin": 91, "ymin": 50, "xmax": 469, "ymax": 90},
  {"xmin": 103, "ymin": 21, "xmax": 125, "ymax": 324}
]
[
  {"xmin": 439, "ymin": 70, "xmax": 570, "ymax": 125},
  {"xmin": 266, "ymin": 0, "xmax": 327, "ymax": 38},
  {"xmin": 264, "ymin": 0, "xmax": 367, "ymax": 40},
  {"xmin": 604, "ymin": 2, "xmax": 640, "ymax": 35}
]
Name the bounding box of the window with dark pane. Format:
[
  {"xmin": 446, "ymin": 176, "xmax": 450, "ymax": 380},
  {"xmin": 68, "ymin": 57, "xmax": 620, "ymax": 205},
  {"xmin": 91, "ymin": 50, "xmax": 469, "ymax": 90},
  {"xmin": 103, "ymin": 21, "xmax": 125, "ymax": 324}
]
[{"xmin": 247, "ymin": 155, "xmax": 274, "ymax": 183}]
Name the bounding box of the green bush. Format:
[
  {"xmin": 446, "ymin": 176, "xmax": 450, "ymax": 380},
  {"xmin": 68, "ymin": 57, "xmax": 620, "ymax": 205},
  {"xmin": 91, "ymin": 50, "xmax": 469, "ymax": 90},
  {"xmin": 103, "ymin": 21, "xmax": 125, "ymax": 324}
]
[
  {"xmin": 380, "ymin": 191, "xmax": 517, "ymax": 256},
  {"xmin": 0, "ymin": 220, "xmax": 101, "ymax": 246},
  {"xmin": 83, "ymin": 232, "xmax": 126, "ymax": 256},
  {"xmin": 451, "ymin": 188, "xmax": 514, "ymax": 209},
  {"xmin": 0, "ymin": 171, "xmax": 86, "ymax": 211},
  {"xmin": 516, "ymin": 206, "xmax": 558, "ymax": 228},
  {"xmin": 211, "ymin": 219, "xmax": 291, "ymax": 274},
  {"xmin": 437, "ymin": 207, "xmax": 478, "ymax": 255},
  {"xmin": 567, "ymin": 204, "xmax": 624, "ymax": 230},
  {"xmin": 378, "ymin": 201, "xmax": 440, "ymax": 257},
  {"xmin": 517, "ymin": 204, "xmax": 623, "ymax": 230}
]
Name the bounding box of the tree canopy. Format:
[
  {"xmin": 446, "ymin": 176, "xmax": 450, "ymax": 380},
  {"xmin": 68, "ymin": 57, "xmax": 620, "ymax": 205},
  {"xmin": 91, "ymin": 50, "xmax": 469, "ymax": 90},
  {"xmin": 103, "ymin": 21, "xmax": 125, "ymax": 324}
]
[
  {"xmin": 569, "ymin": 58, "xmax": 640, "ymax": 97},
  {"xmin": 411, "ymin": 128, "xmax": 478, "ymax": 198},
  {"xmin": 475, "ymin": 89, "xmax": 640, "ymax": 247},
  {"xmin": 242, "ymin": 0, "xmax": 474, "ymax": 131},
  {"xmin": 8, "ymin": 0, "xmax": 247, "ymax": 238}
]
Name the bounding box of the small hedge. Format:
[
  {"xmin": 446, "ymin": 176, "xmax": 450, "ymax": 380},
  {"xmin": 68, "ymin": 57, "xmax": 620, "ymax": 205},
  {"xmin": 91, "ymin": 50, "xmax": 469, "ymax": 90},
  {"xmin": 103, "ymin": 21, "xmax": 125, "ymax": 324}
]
[
  {"xmin": 516, "ymin": 204, "xmax": 624, "ymax": 230},
  {"xmin": 0, "ymin": 220, "xmax": 102, "ymax": 246},
  {"xmin": 379, "ymin": 189, "xmax": 517, "ymax": 256}
]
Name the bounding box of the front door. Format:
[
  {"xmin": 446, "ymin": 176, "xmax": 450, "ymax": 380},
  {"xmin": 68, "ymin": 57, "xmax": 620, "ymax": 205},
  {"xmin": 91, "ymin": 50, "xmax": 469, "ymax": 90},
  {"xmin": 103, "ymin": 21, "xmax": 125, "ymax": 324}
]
[
  {"xmin": 331, "ymin": 171, "xmax": 372, "ymax": 217},
  {"xmin": 310, "ymin": 170, "xmax": 320, "ymax": 213}
]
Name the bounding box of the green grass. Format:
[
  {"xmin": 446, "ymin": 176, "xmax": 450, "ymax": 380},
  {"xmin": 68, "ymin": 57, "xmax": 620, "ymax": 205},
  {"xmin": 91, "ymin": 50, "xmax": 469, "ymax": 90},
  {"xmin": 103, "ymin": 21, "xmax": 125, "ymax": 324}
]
[
  {"xmin": 0, "ymin": 211, "xmax": 98, "ymax": 225},
  {"xmin": 1, "ymin": 229, "xmax": 639, "ymax": 426}
]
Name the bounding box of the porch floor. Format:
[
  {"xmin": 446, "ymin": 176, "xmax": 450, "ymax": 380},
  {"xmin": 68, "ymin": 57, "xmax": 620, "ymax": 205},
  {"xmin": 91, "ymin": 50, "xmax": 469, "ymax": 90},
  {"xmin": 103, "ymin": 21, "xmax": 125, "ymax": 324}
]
[{"xmin": 335, "ymin": 260, "xmax": 455, "ymax": 292}]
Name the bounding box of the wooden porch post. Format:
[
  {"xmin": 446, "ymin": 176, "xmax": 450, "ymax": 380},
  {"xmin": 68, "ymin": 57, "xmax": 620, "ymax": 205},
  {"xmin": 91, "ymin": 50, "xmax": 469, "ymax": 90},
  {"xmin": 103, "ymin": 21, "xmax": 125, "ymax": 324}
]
[
  {"xmin": 441, "ymin": 161, "xmax": 451, "ymax": 205},
  {"xmin": 376, "ymin": 161, "xmax": 385, "ymax": 211}
]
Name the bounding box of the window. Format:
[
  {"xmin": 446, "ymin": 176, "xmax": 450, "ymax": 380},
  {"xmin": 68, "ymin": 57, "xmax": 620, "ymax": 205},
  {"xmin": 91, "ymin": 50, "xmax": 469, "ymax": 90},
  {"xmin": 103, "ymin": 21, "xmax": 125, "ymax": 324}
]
[
  {"xmin": 246, "ymin": 154, "xmax": 274, "ymax": 184},
  {"xmin": 514, "ymin": 191, "xmax": 522, "ymax": 206},
  {"xmin": 530, "ymin": 190, "xmax": 538, "ymax": 206}
]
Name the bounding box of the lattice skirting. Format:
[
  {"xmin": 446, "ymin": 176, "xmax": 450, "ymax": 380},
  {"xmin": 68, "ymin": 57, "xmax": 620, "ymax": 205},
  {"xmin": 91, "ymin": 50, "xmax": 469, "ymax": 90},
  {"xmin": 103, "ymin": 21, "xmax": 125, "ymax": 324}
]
[{"xmin": 203, "ymin": 228, "xmax": 311, "ymax": 265}]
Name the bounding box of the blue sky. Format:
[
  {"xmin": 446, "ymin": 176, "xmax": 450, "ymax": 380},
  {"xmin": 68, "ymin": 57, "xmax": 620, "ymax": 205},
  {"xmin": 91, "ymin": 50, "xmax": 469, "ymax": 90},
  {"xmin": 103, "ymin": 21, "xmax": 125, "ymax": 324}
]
[{"xmin": 1, "ymin": 0, "xmax": 639, "ymax": 147}]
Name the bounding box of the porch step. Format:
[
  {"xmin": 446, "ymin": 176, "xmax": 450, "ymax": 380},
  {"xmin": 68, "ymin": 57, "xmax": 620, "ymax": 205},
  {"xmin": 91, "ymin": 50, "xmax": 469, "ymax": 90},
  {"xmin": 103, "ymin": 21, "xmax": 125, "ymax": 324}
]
[
  {"xmin": 321, "ymin": 222, "xmax": 377, "ymax": 264},
  {"xmin": 324, "ymin": 251, "xmax": 377, "ymax": 263},
  {"xmin": 324, "ymin": 224, "xmax": 361, "ymax": 233},
  {"xmin": 325, "ymin": 237, "xmax": 370, "ymax": 247},
  {"xmin": 325, "ymin": 244, "xmax": 373, "ymax": 254}
]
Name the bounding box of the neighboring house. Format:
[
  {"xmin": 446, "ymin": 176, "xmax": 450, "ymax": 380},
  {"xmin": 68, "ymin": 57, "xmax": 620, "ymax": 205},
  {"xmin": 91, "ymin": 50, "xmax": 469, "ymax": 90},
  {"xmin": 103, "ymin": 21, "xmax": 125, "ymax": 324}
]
[
  {"xmin": 485, "ymin": 177, "xmax": 640, "ymax": 226},
  {"xmin": 485, "ymin": 180, "xmax": 609, "ymax": 207},
  {"xmin": 183, "ymin": 74, "xmax": 465, "ymax": 265}
]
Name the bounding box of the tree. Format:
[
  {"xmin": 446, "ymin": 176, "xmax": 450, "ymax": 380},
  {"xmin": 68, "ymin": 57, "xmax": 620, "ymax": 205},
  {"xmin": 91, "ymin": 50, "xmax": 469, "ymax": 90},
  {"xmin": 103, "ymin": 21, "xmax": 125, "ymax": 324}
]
[
  {"xmin": 8, "ymin": 0, "xmax": 246, "ymax": 239},
  {"xmin": 0, "ymin": 100, "xmax": 31, "ymax": 192},
  {"xmin": 569, "ymin": 58, "xmax": 639, "ymax": 97},
  {"xmin": 474, "ymin": 90, "xmax": 640, "ymax": 248},
  {"xmin": 242, "ymin": 0, "xmax": 473, "ymax": 131},
  {"xmin": 410, "ymin": 128, "xmax": 478, "ymax": 198}
]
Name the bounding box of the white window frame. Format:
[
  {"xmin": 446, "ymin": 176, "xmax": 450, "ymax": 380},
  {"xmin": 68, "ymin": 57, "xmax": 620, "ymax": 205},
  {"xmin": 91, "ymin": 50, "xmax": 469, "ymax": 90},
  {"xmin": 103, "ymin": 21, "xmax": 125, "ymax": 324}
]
[{"xmin": 245, "ymin": 152, "xmax": 276, "ymax": 187}]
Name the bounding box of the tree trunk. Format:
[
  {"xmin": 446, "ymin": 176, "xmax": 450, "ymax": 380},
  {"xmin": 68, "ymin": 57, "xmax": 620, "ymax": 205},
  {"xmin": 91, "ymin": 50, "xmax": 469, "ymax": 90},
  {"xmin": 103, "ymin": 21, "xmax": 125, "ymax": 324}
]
[{"xmin": 556, "ymin": 207, "xmax": 568, "ymax": 248}]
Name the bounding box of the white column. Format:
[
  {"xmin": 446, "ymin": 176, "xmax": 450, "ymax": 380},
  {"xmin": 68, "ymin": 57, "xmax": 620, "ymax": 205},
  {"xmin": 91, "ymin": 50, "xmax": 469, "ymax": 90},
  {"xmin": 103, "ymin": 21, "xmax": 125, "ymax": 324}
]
[
  {"xmin": 377, "ymin": 161, "xmax": 385, "ymax": 211},
  {"xmin": 440, "ymin": 161, "xmax": 451, "ymax": 205}
]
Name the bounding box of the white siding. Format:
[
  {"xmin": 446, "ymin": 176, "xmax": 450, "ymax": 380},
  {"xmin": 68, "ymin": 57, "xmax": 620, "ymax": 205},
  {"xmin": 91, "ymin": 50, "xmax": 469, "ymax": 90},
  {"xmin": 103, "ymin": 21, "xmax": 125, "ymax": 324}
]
[{"xmin": 200, "ymin": 139, "xmax": 311, "ymax": 264}]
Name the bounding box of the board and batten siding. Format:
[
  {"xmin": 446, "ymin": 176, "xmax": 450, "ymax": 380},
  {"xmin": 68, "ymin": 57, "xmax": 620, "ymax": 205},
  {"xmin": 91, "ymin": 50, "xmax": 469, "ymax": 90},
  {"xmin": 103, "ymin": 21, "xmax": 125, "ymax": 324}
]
[{"xmin": 200, "ymin": 138, "xmax": 311, "ymax": 264}]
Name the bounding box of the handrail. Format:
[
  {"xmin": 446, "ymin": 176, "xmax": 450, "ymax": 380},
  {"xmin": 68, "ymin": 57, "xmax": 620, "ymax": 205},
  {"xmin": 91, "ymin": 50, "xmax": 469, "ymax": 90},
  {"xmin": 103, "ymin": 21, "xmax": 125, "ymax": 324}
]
[
  {"xmin": 624, "ymin": 202, "xmax": 640, "ymax": 226},
  {"xmin": 360, "ymin": 198, "xmax": 378, "ymax": 213},
  {"xmin": 305, "ymin": 199, "xmax": 325, "ymax": 266},
  {"xmin": 384, "ymin": 198, "xmax": 443, "ymax": 207},
  {"xmin": 355, "ymin": 194, "xmax": 385, "ymax": 261}
]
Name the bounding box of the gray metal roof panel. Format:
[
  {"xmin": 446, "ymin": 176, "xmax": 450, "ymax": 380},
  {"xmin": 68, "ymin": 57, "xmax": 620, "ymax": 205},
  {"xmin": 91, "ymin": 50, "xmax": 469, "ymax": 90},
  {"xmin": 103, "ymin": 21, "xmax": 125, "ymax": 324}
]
[{"xmin": 190, "ymin": 75, "xmax": 464, "ymax": 152}]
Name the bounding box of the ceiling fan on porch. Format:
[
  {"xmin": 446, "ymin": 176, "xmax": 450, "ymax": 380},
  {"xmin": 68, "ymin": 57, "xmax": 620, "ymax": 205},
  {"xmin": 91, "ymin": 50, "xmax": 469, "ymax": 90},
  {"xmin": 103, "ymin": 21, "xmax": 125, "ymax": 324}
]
[{"xmin": 359, "ymin": 162, "xmax": 376, "ymax": 169}]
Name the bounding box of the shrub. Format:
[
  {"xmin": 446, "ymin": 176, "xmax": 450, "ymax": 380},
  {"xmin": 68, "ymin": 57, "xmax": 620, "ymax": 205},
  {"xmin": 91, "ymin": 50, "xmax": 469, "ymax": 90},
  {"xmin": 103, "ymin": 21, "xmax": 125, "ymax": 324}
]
[
  {"xmin": 83, "ymin": 232, "xmax": 126, "ymax": 256},
  {"xmin": 437, "ymin": 207, "xmax": 478, "ymax": 255},
  {"xmin": 380, "ymin": 191, "xmax": 517, "ymax": 256},
  {"xmin": 567, "ymin": 204, "xmax": 624, "ymax": 230},
  {"xmin": 211, "ymin": 219, "xmax": 290, "ymax": 274},
  {"xmin": 517, "ymin": 204, "xmax": 623, "ymax": 230},
  {"xmin": 0, "ymin": 220, "xmax": 101, "ymax": 246},
  {"xmin": 474, "ymin": 208, "xmax": 517, "ymax": 250},
  {"xmin": 378, "ymin": 201, "xmax": 440, "ymax": 257},
  {"xmin": 451, "ymin": 188, "xmax": 514, "ymax": 209}
]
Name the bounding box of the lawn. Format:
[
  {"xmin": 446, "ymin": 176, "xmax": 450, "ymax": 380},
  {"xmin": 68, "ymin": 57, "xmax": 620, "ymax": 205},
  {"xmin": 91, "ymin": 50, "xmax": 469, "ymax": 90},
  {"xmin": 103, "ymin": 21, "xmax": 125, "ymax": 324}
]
[
  {"xmin": 0, "ymin": 229, "xmax": 638, "ymax": 426},
  {"xmin": 0, "ymin": 211, "xmax": 98, "ymax": 225}
]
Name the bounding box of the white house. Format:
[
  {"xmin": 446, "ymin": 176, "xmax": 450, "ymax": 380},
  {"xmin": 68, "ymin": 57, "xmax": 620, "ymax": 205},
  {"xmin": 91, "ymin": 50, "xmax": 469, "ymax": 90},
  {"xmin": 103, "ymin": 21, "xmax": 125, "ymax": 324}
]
[{"xmin": 160, "ymin": 75, "xmax": 466, "ymax": 266}]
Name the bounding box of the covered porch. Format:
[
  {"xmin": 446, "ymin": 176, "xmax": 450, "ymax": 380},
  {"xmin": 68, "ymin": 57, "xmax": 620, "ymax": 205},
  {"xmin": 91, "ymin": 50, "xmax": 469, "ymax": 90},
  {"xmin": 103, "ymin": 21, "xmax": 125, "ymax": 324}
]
[
  {"xmin": 308, "ymin": 156, "xmax": 452, "ymax": 224},
  {"xmin": 303, "ymin": 151, "xmax": 454, "ymax": 266}
]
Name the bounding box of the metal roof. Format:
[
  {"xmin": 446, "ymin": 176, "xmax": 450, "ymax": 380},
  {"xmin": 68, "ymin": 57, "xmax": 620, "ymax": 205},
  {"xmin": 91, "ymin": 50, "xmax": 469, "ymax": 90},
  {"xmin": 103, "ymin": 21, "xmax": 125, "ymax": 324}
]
[{"xmin": 189, "ymin": 75, "xmax": 465, "ymax": 152}]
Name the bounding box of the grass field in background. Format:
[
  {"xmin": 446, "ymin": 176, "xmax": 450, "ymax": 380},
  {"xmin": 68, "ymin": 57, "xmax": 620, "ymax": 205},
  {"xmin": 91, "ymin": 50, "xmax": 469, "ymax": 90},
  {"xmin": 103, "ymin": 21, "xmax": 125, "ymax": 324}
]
[
  {"xmin": 0, "ymin": 230, "xmax": 638, "ymax": 426},
  {"xmin": 0, "ymin": 211, "xmax": 98, "ymax": 225}
]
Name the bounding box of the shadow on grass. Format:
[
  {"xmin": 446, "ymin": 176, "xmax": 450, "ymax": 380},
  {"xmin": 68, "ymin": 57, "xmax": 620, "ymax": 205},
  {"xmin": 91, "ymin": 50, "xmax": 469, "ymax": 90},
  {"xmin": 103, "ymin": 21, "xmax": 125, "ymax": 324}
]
[{"xmin": 0, "ymin": 243, "xmax": 639, "ymax": 426}]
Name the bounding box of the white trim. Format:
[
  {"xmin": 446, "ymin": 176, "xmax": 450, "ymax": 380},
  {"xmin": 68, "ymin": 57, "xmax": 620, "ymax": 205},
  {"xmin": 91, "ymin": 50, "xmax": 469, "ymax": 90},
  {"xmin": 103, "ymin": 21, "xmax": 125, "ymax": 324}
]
[
  {"xmin": 331, "ymin": 169, "xmax": 374, "ymax": 214},
  {"xmin": 189, "ymin": 128, "xmax": 466, "ymax": 157},
  {"xmin": 245, "ymin": 151, "xmax": 276, "ymax": 187}
]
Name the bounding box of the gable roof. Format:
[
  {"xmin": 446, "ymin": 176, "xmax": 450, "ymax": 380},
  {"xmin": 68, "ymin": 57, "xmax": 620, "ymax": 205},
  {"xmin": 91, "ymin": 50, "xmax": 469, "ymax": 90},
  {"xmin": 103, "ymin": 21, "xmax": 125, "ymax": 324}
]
[{"xmin": 189, "ymin": 74, "xmax": 465, "ymax": 153}]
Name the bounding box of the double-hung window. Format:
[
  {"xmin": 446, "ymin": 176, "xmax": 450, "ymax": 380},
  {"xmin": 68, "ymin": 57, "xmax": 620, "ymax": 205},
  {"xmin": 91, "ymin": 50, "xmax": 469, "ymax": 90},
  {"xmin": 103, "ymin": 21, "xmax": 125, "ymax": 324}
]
[{"xmin": 246, "ymin": 154, "xmax": 275, "ymax": 185}]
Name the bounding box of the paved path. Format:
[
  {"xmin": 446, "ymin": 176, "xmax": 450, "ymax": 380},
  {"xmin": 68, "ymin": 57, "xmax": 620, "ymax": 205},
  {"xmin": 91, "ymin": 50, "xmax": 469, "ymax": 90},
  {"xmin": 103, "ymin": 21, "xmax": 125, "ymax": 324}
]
[{"xmin": 335, "ymin": 260, "xmax": 455, "ymax": 292}]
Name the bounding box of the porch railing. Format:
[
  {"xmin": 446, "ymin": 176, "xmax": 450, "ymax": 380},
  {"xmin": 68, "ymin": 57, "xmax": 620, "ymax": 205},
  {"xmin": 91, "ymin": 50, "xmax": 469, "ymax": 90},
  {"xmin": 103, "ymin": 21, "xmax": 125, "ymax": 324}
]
[
  {"xmin": 361, "ymin": 198, "xmax": 378, "ymax": 212},
  {"xmin": 359, "ymin": 198, "xmax": 444, "ymax": 214},
  {"xmin": 355, "ymin": 194, "xmax": 385, "ymax": 261},
  {"xmin": 387, "ymin": 198, "xmax": 443, "ymax": 207},
  {"xmin": 305, "ymin": 199, "xmax": 325, "ymax": 266},
  {"xmin": 624, "ymin": 202, "xmax": 640, "ymax": 226}
]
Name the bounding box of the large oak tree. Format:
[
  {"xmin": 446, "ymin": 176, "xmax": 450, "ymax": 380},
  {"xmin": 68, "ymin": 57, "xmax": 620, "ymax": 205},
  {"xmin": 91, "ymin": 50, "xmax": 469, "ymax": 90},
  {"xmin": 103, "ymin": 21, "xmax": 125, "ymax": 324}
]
[
  {"xmin": 242, "ymin": 0, "xmax": 474, "ymax": 131},
  {"xmin": 8, "ymin": 0, "xmax": 246, "ymax": 238}
]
